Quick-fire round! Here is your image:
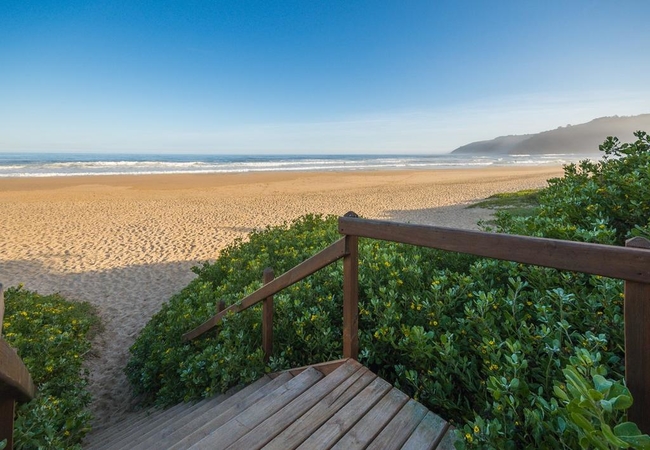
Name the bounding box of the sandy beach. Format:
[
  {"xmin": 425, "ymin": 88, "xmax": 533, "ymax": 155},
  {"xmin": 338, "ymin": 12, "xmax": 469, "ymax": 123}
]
[{"xmin": 0, "ymin": 165, "xmax": 562, "ymax": 427}]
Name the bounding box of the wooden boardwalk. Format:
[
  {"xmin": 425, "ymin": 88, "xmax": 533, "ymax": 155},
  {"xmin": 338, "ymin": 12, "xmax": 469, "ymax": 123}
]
[{"xmin": 84, "ymin": 359, "xmax": 455, "ymax": 449}]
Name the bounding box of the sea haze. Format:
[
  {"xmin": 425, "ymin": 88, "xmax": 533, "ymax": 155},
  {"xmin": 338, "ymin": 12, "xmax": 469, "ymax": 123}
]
[{"xmin": 0, "ymin": 153, "xmax": 591, "ymax": 178}]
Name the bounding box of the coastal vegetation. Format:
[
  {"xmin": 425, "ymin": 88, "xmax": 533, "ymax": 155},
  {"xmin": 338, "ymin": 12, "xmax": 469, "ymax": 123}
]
[
  {"xmin": 125, "ymin": 132, "xmax": 650, "ymax": 448},
  {"xmin": 469, "ymin": 189, "xmax": 540, "ymax": 221},
  {"xmin": 2, "ymin": 286, "xmax": 99, "ymax": 450}
]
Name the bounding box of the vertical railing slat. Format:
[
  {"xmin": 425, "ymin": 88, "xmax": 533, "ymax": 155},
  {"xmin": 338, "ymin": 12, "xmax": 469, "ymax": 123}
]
[
  {"xmin": 343, "ymin": 235, "xmax": 359, "ymax": 360},
  {"xmin": 0, "ymin": 283, "xmax": 4, "ymax": 334},
  {"xmin": 263, "ymin": 268, "xmax": 275, "ymax": 362},
  {"xmin": 0, "ymin": 393, "xmax": 15, "ymax": 449},
  {"xmin": 624, "ymin": 237, "xmax": 650, "ymax": 434}
]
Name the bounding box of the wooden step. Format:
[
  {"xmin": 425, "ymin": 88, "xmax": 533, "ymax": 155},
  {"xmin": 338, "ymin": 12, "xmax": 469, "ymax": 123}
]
[
  {"xmin": 263, "ymin": 361, "xmax": 376, "ymax": 450},
  {"xmin": 86, "ymin": 401, "xmax": 194, "ymax": 449},
  {"xmin": 166, "ymin": 371, "xmax": 295, "ymax": 450},
  {"xmin": 128, "ymin": 375, "xmax": 274, "ymax": 450},
  {"xmin": 231, "ymin": 359, "xmax": 363, "ymax": 449},
  {"xmin": 187, "ymin": 367, "xmax": 324, "ymax": 448},
  {"xmin": 84, "ymin": 360, "xmax": 456, "ymax": 449}
]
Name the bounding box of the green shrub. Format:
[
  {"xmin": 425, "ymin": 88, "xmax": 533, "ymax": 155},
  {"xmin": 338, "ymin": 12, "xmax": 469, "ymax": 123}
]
[
  {"xmin": 2, "ymin": 286, "xmax": 99, "ymax": 450},
  {"xmin": 127, "ymin": 134, "xmax": 650, "ymax": 448},
  {"xmin": 492, "ymin": 131, "xmax": 650, "ymax": 245}
]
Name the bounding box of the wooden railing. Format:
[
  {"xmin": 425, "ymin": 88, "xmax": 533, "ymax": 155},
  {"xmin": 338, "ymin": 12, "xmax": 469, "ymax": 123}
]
[
  {"xmin": 184, "ymin": 212, "xmax": 650, "ymax": 433},
  {"xmin": 0, "ymin": 284, "xmax": 37, "ymax": 449}
]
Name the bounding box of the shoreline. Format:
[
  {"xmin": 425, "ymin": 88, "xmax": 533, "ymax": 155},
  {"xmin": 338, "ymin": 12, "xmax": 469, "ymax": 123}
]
[{"xmin": 0, "ymin": 165, "xmax": 563, "ymax": 428}]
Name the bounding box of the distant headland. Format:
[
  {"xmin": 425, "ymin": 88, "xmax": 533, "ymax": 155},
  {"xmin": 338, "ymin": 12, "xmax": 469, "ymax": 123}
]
[{"xmin": 451, "ymin": 114, "xmax": 650, "ymax": 155}]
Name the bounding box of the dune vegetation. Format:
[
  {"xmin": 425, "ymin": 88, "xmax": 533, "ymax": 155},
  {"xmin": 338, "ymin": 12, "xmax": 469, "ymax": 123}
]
[
  {"xmin": 125, "ymin": 132, "xmax": 650, "ymax": 449},
  {"xmin": 5, "ymin": 134, "xmax": 649, "ymax": 449},
  {"xmin": 2, "ymin": 287, "xmax": 99, "ymax": 450}
]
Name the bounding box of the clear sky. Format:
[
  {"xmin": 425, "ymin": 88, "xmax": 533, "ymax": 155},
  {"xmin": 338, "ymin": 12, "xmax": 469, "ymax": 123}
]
[{"xmin": 1, "ymin": 1, "xmax": 649, "ymax": 154}]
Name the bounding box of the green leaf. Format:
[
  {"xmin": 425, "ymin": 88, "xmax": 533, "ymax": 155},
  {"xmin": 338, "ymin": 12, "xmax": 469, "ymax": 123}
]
[
  {"xmin": 554, "ymin": 385, "xmax": 569, "ymax": 402},
  {"xmin": 601, "ymin": 423, "xmax": 630, "ymax": 448},
  {"xmin": 615, "ymin": 422, "xmax": 650, "ymax": 449},
  {"xmin": 599, "ymin": 399, "xmax": 613, "ymax": 414},
  {"xmin": 593, "ymin": 374, "xmax": 613, "ymax": 394},
  {"xmin": 588, "ymin": 389, "xmax": 604, "ymax": 402},
  {"xmin": 611, "ymin": 394, "xmax": 633, "ymax": 410},
  {"xmin": 570, "ymin": 412, "xmax": 595, "ymax": 432}
]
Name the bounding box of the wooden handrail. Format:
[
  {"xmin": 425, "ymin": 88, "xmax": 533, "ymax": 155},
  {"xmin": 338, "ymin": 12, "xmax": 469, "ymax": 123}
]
[
  {"xmin": 339, "ymin": 216, "xmax": 650, "ymax": 283},
  {"xmin": 182, "ymin": 213, "xmax": 650, "ymax": 433},
  {"xmin": 182, "ymin": 237, "xmax": 348, "ymax": 342},
  {"xmin": 0, "ymin": 339, "xmax": 36, "ymax": 402},
  {"xmin": 338, "ymin": 214, "xmax": 650, "ymax": 433},
  {"xmin": 0, "ymin": 284, "xmax": 36, "ymax": 449}
]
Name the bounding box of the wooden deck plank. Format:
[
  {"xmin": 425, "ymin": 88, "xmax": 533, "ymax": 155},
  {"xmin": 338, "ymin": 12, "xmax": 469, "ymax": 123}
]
[
  {"xmin": 231, "ymin": 360, "xmax": 362, "ymax": 449},
  {"xmin": 435, "ymin": 426, "xmax": 457, "ymax": 449},
  {"xmin": 130, "ymin": 376, "xmax": 273, "ymax": 450},
  {"xmin": 101, "ymin": 401, "xmax": 198, "ymax": 450},
  {"xmin": 168, "ymin": 372, "xmax": 294, "ymax": 450},
  {"xmin": 400, "ymin": 411, "xmax": 450, "ymax": 450},
  {"xmin": 366, "ymin": 399, "xmax": 428, "ymax": 449},
  {"xmin": 90, "ymin": 401, "xmax": 193, "ymax": 450},
  {"xmin": 329, "ymin": 388, "xmax": 409, "ymax": 450},
  {"xmin": 188, "ymin": 368, "xmax": 323, "ymax": 449},
  {"xmin": 296, "ymin": 377, "xmax": 393, "ymax": 449},
  {"xmin": 269, "ymin": 358, "xmax": 351, "ymax": 379},
  {"xmin": 263, "ymin": 365, "xmax": 376, "ymax": 450}
]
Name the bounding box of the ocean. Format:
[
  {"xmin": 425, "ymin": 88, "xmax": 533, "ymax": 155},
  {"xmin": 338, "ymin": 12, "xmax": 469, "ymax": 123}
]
[{"xmin": 0, "ymin": 152, "xmax": 594, "ymax": 178}]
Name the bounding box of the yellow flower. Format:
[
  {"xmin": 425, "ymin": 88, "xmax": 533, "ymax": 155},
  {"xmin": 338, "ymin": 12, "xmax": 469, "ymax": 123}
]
[
  {"xmin": 465, "ymin": 433, "xmax": 473, "ymax": 443},
  {"xmin": 474, "ymin": 425, "xmax": 480, "ymax": 433}
]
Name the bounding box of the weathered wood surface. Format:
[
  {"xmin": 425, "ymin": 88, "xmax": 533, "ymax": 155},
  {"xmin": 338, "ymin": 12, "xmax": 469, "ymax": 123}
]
[
  {"xmin": 190, "ymin": 368, "xmax": 324, "ymax": 449},
  {"xmin": 297, "ymin": 377, "xmax": 393, "ymax": 449},
  {"xmin": 268, "ymin": 358, "xmax": 350, "ymax": 379},
  {"xmin": 624, "ymin": 237, "xmax": 650, "ymax": 434},
  {"xmin": 182, "ymin": 238, "xmax": 347, "ymax": 341},
  {"xmin": 331, "ymin": 387, "xmax": 410, "ymax": 450},
  {"xmin": 339, "ymin": 216, "xmax": 650, "ymax": 283},
  {"xmin": 264, "ymin": 363, "xmax": 374, "ymax": 450},
  {"xmin": 369, "ymin": 399, "xmax": 429, "ymax": 449},
  {"xmin": 85, "ymin": 360, "xmax": 454, "ymax": 449},
  {"xmin": 262, "ymin": 268, "xmax": 274, "ymax": 362},
  {"xmin": 343, "ymin": 234, "xmax": 359, "ymax": 359},
  {"xmin": 0, "ymin": 284, "xmax": 4, "ymax": 334},
  {"xmin": 0, "ymin": 303, "xmax": 36, "ymax": 450},
  {"xmin": 232, "ymin": 360, "xmax": 361, "ymax": 449},
  {"xmin": 401, "ymin": 411, "xmax": 451, "ymax": 450},
  {"xmin": 0, "ymin": 338, "xmax": 36, "ymax": 401},
  {"xmin": 167, "ymin": 374, "xmax": 293, "ymax": 450},
  {"xmin": 0, "ymin": 398, "xmax": 15, "ymax": 450}
]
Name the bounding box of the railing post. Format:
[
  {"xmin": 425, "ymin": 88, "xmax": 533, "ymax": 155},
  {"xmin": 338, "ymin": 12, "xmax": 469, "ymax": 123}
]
[
  {"xmin": 343, "ymin": 232, "xmax": 359, "ymax": 360},
  {"xmin": 625, "ymin": 237, "xmax": 650, "ymax": 434},
  {"xmin": 1, "ymin": 283, "xmax": 4, "ymax": 332},
  {"xmin": 262, "ymin": 268, "xmax": 274, "ymax": 362},
  {"xmin": 0, "ymin": 397, "xmax": 15, "ymax": 450}
]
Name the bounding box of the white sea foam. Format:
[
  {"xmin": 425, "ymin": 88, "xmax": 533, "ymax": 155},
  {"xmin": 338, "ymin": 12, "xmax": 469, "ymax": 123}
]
[{"xmin": 0, "ymin": 152, "xmax": 592, "ymax": 178}]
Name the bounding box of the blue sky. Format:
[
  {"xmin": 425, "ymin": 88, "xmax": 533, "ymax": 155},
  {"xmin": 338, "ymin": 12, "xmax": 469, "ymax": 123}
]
[{"xmin": 1, "ymin": 1, "xmax": 649, "ymax": 154}]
